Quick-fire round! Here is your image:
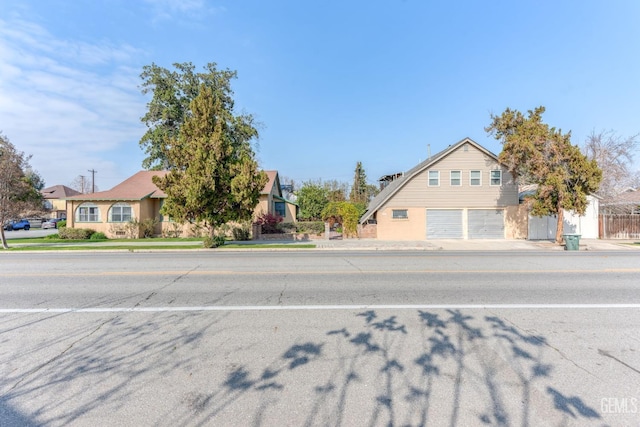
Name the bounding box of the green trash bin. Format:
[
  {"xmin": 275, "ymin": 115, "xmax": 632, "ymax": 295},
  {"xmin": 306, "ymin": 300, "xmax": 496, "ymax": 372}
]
[{"xmin": 563, "ymin": 234, "xmax": 581, "ymax": 251}]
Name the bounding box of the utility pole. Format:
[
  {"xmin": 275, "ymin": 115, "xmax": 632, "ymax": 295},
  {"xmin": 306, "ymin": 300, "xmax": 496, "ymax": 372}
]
[{"xmin": 88, "ymin": 169, "xmax": 97, "ymax": 193}]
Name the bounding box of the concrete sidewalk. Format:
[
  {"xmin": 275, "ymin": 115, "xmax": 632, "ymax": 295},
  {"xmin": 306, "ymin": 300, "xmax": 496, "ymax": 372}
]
[
  {"xmin": 309, "ymin": 238, "xmax": 640, "ymax": 251},
  {"xmin": 4, "ymin": 237, "xmax": 639, "ymax": 251}
]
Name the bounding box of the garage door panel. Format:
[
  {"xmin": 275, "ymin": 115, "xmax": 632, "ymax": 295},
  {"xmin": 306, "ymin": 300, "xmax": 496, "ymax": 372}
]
[
  {"xmin": 469, "ymin": 209, "xmax": 504, "ymax": 239},
  {"xmin": 427, "ymin": 209, "xmax": 463, "ymax": 239}
]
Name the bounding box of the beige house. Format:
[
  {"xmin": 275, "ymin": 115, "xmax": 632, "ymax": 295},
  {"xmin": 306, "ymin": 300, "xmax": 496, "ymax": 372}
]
[
  {"xmin": 66, "ymin": 171, "xmax": 169, "ymax": 238},
  {"xmin": 41, "ymin": 185, "xmax": 81, "ymax": 219},
  {"xmin": 360, "ymin": 138, "xmax": 526, "ymax": 240},
  {"xmin": 66, "ymin": 169, "xmax": 295, "ymax": 238},
  {"xmin": 255, "ymin": 171, "xmax": 298, "ymax": 224}
]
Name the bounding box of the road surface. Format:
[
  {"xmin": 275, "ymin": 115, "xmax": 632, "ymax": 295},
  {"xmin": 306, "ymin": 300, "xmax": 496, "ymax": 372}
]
[{"xmin": 1, "ymin": 250, "xmax": 639, "ymax": 426}]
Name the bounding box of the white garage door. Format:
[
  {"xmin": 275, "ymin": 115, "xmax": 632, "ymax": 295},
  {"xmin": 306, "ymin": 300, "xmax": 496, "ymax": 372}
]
[
  {"xmin": 468, "ymin": 209, "xmax": 504, "ymax": 239},
  {"xmin": 426, "ymin": 209, "xmax": 463, "ymax": 239}
]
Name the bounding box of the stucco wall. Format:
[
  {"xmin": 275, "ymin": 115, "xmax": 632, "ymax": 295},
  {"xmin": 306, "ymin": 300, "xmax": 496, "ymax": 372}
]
[
  {"xmin": 375, "ymin": 207, "xmax": 427, "ymax": 240},
  {"xmin": 67, "ymin": 200, "xmax": 144, "ymax": 238}
]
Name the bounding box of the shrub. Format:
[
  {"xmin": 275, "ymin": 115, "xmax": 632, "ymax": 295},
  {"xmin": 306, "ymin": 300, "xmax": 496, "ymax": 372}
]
[
  {"xmin": 254, "ymin": 212, "xmax": 284, "ymax": 234},
  {"xmin": 45, "ymin": 233, "xmax": 59, "ymax": 239},
  {"xmin": 295, "ymin": 221, "xmax": 325, "ymax": 235},
  {"xmin": 203, "ymin": 234, "xmax": 226, "ymax": 248},
  {"xmin": 90, "ymin": 232, "xmax": 108, "ymax": 240},
  {"xmin": 58, "ymin": 227, "xmax": 96, "ymax": 240},
  {"xmin": 115, "ymin": 218, "xmax": 159, "ymax": 238},
  {"xmin": 162, "ymin": 223, "xmax": 183, "ymax": 238},
  {"xmin": 232, "ymin": 223, "xmax": 251, "ymax": 241},
  {"xmin": 57, "ymin": 220, "xmax": 66, "ymax": 228},
  {"xmin": 279, "ymin": 222, "xmax": 297, "ymax": 233},
  {"xmin": 140, "ymin": 218, "xmax": 158, "ymax": 238}
]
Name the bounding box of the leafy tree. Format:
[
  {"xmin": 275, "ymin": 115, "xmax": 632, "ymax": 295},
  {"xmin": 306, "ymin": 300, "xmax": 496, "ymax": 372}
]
[
  {"xmin": 322, "ymin": 201, "xmax": 360, "ymax": 238},
  {"xmin": 139, "ymin": 62, "xmax": 243, "ymax": 170},
  {"xmin": 583, "ymin": 130, "xmax": 639, "ymax": 200},
  {"xmin": 152, "ymin": 84, "xmax": 267, "ymax": 240},
  {"xmin": 296, "ymin": 180, "xmax": 329, "ymax": 220},
  {"xmin": 486, "ymin": 106, "xmax": 602, "ymax": 243},
  {"xmin": 0, "ymin": 133, "xmax": 44, "ymax": 249},
  {"xmin": 324, "ymin": 179, "xmax": 349, "ymax": 202}
]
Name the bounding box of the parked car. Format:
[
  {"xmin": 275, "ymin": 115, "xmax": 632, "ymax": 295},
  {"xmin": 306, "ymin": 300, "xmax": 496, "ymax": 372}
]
[
  {"xmin": 42, "ymin": 218, "xmax": 63, "ymax": 229},
  {"xmin": 4, "ymin": 219, "xmax": 31, "ymax": 231}
]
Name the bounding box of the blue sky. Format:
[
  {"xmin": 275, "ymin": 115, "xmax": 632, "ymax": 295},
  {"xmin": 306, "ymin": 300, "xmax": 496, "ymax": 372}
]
[{"xmin": 1, "ymin": 0, "xmax": 639, "ymax": 190}]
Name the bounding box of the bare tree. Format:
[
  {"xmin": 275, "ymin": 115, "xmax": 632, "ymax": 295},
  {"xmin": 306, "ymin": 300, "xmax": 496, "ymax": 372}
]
[
  {"xmin": 0, "ymin": 133, "xmax": 43, "ymax": 249},
  {"xmin": 583, "ymin": 130, "xmax": 639, "ymax": 200},
  {"xmin": 69, "ymin": 175, "xmax": 98, "ymax": 194}
]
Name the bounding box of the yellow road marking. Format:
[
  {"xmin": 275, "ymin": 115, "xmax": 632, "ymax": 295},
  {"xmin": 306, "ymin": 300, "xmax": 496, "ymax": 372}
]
[{"xmin": 3, "ymin": 268, "xmax": 640, "ymax": 277}]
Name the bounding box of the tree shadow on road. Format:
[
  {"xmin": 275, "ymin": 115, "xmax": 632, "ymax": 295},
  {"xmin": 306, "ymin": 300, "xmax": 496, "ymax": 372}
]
[
  {"xmin": 0, "ymin": 309, "xmax": 607, "ymax": 426},
  {"xmin": 185, "ymin": 309, "xmax": 604, "ymax": 426}
]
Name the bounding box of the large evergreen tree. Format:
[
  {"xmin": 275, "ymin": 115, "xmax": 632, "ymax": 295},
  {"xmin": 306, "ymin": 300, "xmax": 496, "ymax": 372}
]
[
  {"xmin": 348, "ymin": 161, "xmax": 379, "ymax": 218},
  {"xmin": 152, "ymin": 84, "xmax": 266, "ymax": 240},
  {"xmin": 349, "ymin": 162, "xmax": 368, "ymax": 204},
  {"xmin": 139, "ymin": 62, "xmax": 241, "ymax": 170},
  {"xmin": 486, "ymin": 106, "xmax": 602, "ymax": 243},
  {"xmin": 0, "ymin": 133, "xmax": 44, "ymax": 249}
]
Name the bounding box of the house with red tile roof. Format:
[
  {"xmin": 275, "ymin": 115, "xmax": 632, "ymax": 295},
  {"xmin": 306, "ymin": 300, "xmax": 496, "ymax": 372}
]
[{"xmin": 65, "ymin": 170, "xmax": 296, "ymax": 238}]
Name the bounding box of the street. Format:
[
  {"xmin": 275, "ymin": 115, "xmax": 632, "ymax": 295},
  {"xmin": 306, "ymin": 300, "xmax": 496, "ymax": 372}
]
[{"xmin": 1, "ymin": 250, "xmax": 639, "ymax": 426}]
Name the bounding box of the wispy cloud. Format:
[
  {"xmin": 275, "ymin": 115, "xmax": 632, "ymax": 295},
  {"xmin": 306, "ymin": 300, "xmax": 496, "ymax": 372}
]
[
  {"xmin": 0, "ymin": 17, "xmax": 148, "ymax": 188},
  {"xmin": 142, "ymin": 0, "xmax": 223, "ymax": 23}
]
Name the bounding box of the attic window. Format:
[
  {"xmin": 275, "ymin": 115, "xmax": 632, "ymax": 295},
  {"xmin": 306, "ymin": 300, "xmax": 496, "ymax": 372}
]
[
  {"xmin": 450, "ymin": 171, "xmax": 461, "ymax": 186},
  {"xmin": 470, "ymin": 170, "xmax": 481, "ymax": 186},
  {"xmin": 464, "ymin": 143, "xmax": 469, "ymax": 152},
  {"xmin": 490, "ymin": 170, "xmax": 502, "ymax": 186},
  {"xmin": 428, "ymin": 170, "xmax": 440, "ymax": 186}
]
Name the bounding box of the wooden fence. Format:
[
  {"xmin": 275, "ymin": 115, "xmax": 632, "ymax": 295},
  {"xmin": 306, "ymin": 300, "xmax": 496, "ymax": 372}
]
[{"xmin": 599, "ymin": 214, "xmax": 640, "ymax": 239}]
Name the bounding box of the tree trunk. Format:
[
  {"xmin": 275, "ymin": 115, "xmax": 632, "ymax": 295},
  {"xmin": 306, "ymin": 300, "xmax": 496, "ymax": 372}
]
[
  {"xmin": 0, "ymin": 230, "xmax": 8, "ymax": 249},
  {"xmin": 555, "ymin": 207, "xmax": 564, "ymax": 244}
]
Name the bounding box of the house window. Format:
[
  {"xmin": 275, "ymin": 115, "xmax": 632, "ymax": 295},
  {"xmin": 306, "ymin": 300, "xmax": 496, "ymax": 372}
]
[
  {"xmin": 450, "ymin": 171, "xmax": 461, "ymax": 186},
  {"xmin": 109, "ymin": 203, "xmax": 133, "ymax": 222},
  {"xmin": 274, "ymin": 202, "xmax": 286, "ymax": 217},
  {"xmin": 428, "ymin": 170, "xmax": 439, "ymax": 186},
  {"xmin": 76, "ymin": 203, "xmax": 100, "ymax": 222},
  {"xmin": 392, "ymin": 209, "xmax": 408, "ymax": 219},
  {"xmin": 470, "ymin": 170, "xmax": 482, "ymax": 186},
  {"xmin": 490, "ymin": 170, "xmax": 502, "ymax": 186}
]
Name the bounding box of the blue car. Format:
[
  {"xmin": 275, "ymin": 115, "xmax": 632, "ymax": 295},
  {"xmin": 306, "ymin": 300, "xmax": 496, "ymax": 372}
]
[{"xmin": 4, "ymin": 219, "xmax": 30, "ymax": 231}]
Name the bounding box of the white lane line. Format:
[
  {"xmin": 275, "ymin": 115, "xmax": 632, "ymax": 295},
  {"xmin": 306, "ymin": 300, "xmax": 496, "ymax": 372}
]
[{"xmin": 1, "ymin": 304, "xmax": 640, "ymax": 313}]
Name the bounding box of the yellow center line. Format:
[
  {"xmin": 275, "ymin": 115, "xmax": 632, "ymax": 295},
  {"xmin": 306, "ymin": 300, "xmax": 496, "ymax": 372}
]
[{"xmin": 3, "ymin": 268, "xmax": 640, "ymax": 277}]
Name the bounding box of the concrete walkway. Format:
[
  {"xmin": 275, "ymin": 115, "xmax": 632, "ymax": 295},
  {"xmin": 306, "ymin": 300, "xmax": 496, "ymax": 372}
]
[
  {"xmin": 4, "ymin": 237, "xmax": 639, "ymax": 251},
  {"xmin": 309, "ymin": 238, "xmax": 640, "ymax": 251}
]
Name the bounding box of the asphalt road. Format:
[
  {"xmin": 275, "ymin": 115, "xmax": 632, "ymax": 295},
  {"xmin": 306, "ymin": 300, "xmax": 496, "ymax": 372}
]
[{"xmin": 1, "ymin": 251, "xmax": 639, "ymax": 426}]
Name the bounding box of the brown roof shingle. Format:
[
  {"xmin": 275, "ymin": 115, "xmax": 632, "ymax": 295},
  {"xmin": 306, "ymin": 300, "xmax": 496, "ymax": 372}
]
[
  {"xmin": 67, "ymin": 171, "xmax": 168, "ymax": 201},
  {"xmin": 261, "ymin": 170, "xmax": 279, "ymax": 195},
  {"xmin": 41, "ymin": 185, "xmax": 81, "ymax": 199}
]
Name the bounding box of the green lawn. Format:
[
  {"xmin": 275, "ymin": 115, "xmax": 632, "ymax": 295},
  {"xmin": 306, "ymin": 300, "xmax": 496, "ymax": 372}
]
[{"xmin": 2, "ymin": 237, "xmax": 316, "ymax": 251}]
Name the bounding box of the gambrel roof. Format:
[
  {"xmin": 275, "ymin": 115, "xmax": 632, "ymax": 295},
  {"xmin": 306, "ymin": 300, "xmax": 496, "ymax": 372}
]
[{"xmin": 360, "ymin": 137, "xmax": 501, "ymax": 224}]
